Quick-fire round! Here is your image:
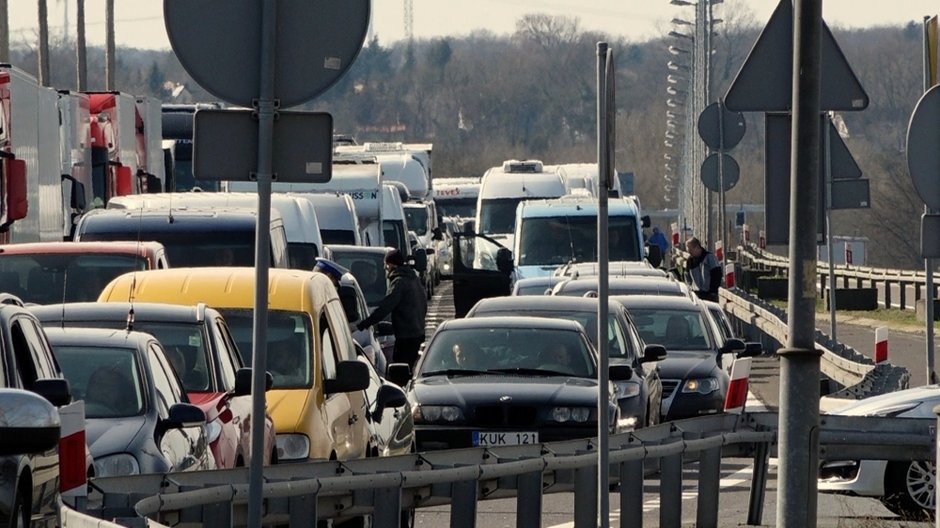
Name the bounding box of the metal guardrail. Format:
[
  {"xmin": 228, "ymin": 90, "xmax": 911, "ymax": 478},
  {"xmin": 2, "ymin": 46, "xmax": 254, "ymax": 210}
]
[
  {"xmin": 77, "ymin": 411, "xmax": 935, "ymax": 528},
  {"xmin": 719, "ymin": 286, "xmax": 911, "ymax": 397},
  {"xmin": 737, "ymin": 244, "xmax": 937, "ymax": 312}
]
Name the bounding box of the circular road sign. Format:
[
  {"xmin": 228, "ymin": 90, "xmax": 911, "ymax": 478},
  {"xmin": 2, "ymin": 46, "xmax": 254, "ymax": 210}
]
[
  {"xmin": 697, "ymin": 102, "xmax": 746, "ymax": 151},
  {"xmin": 164, "ymin": 0, "xmax": 370, "ymax": 108},
  {"xmin": 700, "ymin": 152, "xmax": 740, "ymax": 192},
  {"xmin": 907, "ymin": 85, "xmax": 940, "ymax": 210}
]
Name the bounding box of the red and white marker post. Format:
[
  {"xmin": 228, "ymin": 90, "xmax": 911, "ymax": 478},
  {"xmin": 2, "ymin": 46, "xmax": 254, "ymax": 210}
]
[
  {"xmin": 671, "ymin": 222, "xmax": 680, "ymax": 247},
  {"xmin": 715, "ymin": 240, "xmax": 724, "ymax": 262},
  {"xmin": 724, "ymin": 262, "xmax": 736, "ymax": 289},
  {"xmin": 874, "ymin": 326, "xmax": 888, "ymax": 364},
  {"xmin": 724, "ymin": 357, "xmax": 752, "ymax": 414},
  {"xmin": 59, "ymin": 400, "xmax": 87, "ymax": 503},
  {"xmin": 758, "ymin": 230, "xmax": 766, "ymax": 250}
]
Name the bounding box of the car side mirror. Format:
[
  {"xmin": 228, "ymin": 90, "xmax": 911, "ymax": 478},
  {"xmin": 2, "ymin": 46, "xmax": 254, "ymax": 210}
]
[
  {"xmin": 376, "ymin": 321, "xmax": 395, "ymax": 337},
  {"xmin": 0, "ymin": 389, "xmax": 61, "ymax": 455},
  {"xmin": 641, "ymin": 344, "xmax": 667, "ymax": 363},
  {"xmin": 165, "ymin": 403, "xmax": 207, "ymax": 429},
  {"xmin": 496, "ymin": 248, "xmax": 514, "ymax": 274},
  {"xmin": 425, "ymin": 248, "xmax": 435, "ymax": 255},
  {"xmin": 338, "ymin": 286, "xmax": 361, "ymax": 322},
  {"xmin": 609, "ymin": 364, "xmax": 634, "ymax": 381},
  {"xmin": 386, "ymin": 363, "xmax": 412, "ymax": 387},
  {"xmin": 641, "ymin": 215, "xmax": 651, "ymax": 229},
  {"xmin": 720, "ymin": 338, "xmax": 746, "ymax": 355},
  {"xmin": 32, "ymin": 378, "xmax": 72, "ymax": 407},
  {"xmin": 412, "ymin": 250, "xmax": 428, "ymax": 272},
  {"xmin": 373, "ymin": 384, "xmax": 408, "ymax": 423},
  {"xmin": 233, "ymin": 368, "xmax": 273, "ymax": 396},
  {"xmin": 432, "ymin": 227, "xmax": 444, "ymax": 241},
  {"xmin": 324, "ymin": 360, "xmax": 370, "ymax": 395},
  {"xmin": 739, "ymin": 342, "xmax": 763, "ymax": 358}
]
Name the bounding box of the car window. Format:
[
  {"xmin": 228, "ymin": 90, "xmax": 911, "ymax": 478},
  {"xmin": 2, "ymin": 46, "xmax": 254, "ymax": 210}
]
[
  {"xmin": 152, "ymin": 343, "xmax": 185, "ymax": 403},
  {"xmin": 326, "ymin": 299, "xmax": 356, "ymax": 361},
  {"xmin": 56, "ymin": 344, "xmax": 145, "ymax": 418},
  {"xmin": 319, "ymin": 313, "xmax": 338, "ymax": 380},
  {"xmin": 628, "ymin": 308, "xmax": 712, "ymax": 352},
  {"xmin": 221, "ymin": 309, "xmax": 313, "ymax": 389},
  {"xmin": 147, "ymin": 345, "xmax": 176, "ymax": 419},
  {"xmin": 9, "ymin": 320, "xmax": 39, "ymax": 388},
  {"xmin": 471, "ymin": 309, "xmax": 629, "ymax": 358},
  {"xmin": 214, "ymin": 318, "xmax": 240, "ymax": 391},
  {"xmin": 129, "ymin": 322, "xmax": 212, "ymax": 392},
  {"xmin": 18, "ymin": 317, "xmax": 59, "ymax": 379}
]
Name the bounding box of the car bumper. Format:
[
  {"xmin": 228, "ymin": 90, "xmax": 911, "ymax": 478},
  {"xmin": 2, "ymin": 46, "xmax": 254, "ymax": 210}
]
[
  {"xmin": 817, "ymin": 459, "xmax": 886, "ymax": 497},
  {"xmin": 415, "ymin": 424, "xmax": 598, "ymax": 451},
  {"xmin": 661, "ymin": 389, "xmax": 725, "ymax": 421}
]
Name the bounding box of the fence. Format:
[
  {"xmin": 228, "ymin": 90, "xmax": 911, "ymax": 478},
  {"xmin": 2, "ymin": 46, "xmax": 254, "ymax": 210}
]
[{"xmin": 75, "ymin": 411, "xmax": 934, "ymax": 528}]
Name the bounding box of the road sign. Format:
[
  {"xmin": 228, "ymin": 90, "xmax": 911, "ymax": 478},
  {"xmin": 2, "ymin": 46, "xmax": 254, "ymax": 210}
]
[
  {"xmin": 697, "ymin": 102, "xmax": 746, "ymax": 150},
  {"xmin": 830, "ymin": 179, "xmax": 870, "ymax": 209},
  {"xmin": 700, "ymin": 153, "xmax": 739, "ymax": 192},
  {"xmin": 922, "ymin": 214, "xmax": 940, "ymax": 258},
  {"xmin": 193, "ymin": 110, "xmax": 333, "ymax": 182},
  {"xmin": 164, "ymin": 0, "xmax": 370, "ymax": 108},
  {"xmin": 735, "ymin": 211, "xmax": 746, "ymax": 227},
  {"xmin": 764, "ymin": 114, "xmax": 866, "ymax": 244},
  {"xmin": 907, "ymin": 85, "xmax": 940, "ymax": 210},
  {"xmin": 724, "ymin": 0, "xmax": 868, "ymax": 112}
]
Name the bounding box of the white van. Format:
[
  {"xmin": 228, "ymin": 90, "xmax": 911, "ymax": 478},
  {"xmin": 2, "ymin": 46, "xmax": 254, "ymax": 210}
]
[
  {"xmin": 107, "ymin": 192, "xmax": 325, "ymax": 269},
  {"xmin": 296, "ymin": 193, "xmax": 362, "ymax": 246},
  {"xmin": 433, "ymin": 177, "xmax": 481, "ymax": 220},
  {"xmin": 513, "ymin": 195, "xmax": 645, "ymax": 280},
  {"xmin": 336, "ymin": 142, "xmax": 433, "ymax": 200},
  {"xmin": 475, "ymin": 160, "xmax": 567, "ymax": 249}
]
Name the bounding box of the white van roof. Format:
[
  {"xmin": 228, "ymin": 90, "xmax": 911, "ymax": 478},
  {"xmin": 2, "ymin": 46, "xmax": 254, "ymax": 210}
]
[
  {"xmin": 479, "ymin": 167, "xmax": 566, "ymax": 199},
  {"xmin": 298, "ymin": 193, "xmax": 361, "ymax": 234}
]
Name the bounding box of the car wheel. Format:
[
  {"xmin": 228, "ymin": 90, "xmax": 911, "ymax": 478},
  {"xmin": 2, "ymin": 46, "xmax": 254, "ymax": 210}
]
[
  {"xmin": 881, "ymin": 460, "xmax": 936, "ymax": 521},
  {"xmin": 9, "ymin": 487, "xmax": 28, "ymax": 528}
]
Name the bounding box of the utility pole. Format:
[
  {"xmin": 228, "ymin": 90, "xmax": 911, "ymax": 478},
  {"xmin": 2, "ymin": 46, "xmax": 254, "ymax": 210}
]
[
  {"xmin": 0, "ymin": 0, "xmax": 9, "ymax": 63},
  {"xmin": 38, "ymin": 0, "xmax": 51, "ymax": 86},
  {"xmin": 76, "ymin": 0, "xmax": 87, "ymax": 90},
  {"xmin": 105, "ymin": 0, "xmax": 115, "ymax": 90}
]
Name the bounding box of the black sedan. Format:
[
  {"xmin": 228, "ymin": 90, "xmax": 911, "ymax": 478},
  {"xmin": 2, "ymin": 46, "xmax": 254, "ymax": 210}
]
[
  {"xmin": 613, "ymin": 295, "xmax": 752, "ymax": 421},
  {"xmin": 387, "ymin": 317, "xmax": 632, "ymax": 451},
  {"xmin": 465, "ymin": 296, "xmax": 665, "ymax": 429},
  {"xmin": 45, "ymin": 327, "xmax": 215, "ymax": 476}
]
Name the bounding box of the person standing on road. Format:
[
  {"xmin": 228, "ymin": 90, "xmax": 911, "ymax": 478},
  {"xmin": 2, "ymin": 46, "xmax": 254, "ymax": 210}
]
[
  {"xmin": 352, "ymin": 249, "xmax": 428, "ymax": 369},
  {"xmin": 685, "ymin": 237, "xmax": 722, "ymax": 302}
]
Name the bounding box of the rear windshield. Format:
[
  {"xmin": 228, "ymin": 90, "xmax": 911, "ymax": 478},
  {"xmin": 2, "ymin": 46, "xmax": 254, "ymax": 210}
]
[
  {"xmin": 518, "ymin": 215, "xmax": 640, "ymax": 266},
  {"xmin": 56, "ymin": 345, "xmax": 145, "ymax": 418},
  {"xmin": 471, "ymin": 309, "xmax": 633, "ymax": 359},
  {"xmin": 80, "ymin": 231, "xmax": 259, "ymax": 267},
  {"xmin": 0, "ymin": 253, "xmax": 147, "ymax": 304},
  {"xmin": 320, "ymin": 229, "xmax": 357, "ymax": 246},
  {"xmin": 478, "ymin": 198, "xmax": 524, "ymax": 236},
  {"xmin": 435, "ymin": 197, "xmax": 477, "ymax": 219},
  {"xmin": 627, "ymin": 308, "xmax": 712, "ymax": 352},
  {"xmin": 220, "ymin": 309, "xmax": 314, "ymax": 389}
]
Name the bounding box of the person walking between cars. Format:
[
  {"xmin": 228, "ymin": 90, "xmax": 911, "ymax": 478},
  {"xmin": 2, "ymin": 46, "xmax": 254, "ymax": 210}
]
[
  {"xmin": 353, "ymin": 249, "xmax": 428, "ymax": 369},
  {"xmin": 684, "ymin": 237, "xmax": 722, "ymax": 302}
]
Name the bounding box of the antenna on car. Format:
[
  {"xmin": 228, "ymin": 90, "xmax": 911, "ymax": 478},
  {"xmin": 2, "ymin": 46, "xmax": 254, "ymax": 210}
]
[{"xmin": 126, "ymin": 201, "xmax": 145, "ymax": 332}]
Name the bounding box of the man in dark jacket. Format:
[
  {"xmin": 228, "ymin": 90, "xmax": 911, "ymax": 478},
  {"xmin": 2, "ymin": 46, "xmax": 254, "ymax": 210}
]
[
  {"xmin": 354, "ymin": 249, "xmax": 428, "ymax": 368},
  {"xmin": 684, "ymin": 237, "xmax": 722, "ymax": 302}
]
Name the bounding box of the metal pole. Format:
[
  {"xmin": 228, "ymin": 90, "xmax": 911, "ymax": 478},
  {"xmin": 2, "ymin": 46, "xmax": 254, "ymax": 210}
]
[
  {"xmin": 248, "ymin": 0, "xmax": 277, "ymax": 526},
  {"xmin": 923, "ymin": 17, "xmax": 937, "ymax": 384},
  {"xmin": 825, "ymin": 113, "xmax": 837, "ymax": 341},
  {"xmin": 718, "ymin": 99, "xmax": 725, "ymax": 259},
  {"xmin": 105, "ymin": 0, "xmax": 114, "ymax": 90},
  {"xmin": 0, "ymin": 0, "xmax": 8, "ymax": 63},
  {"xmin": 38, "ymin": 0, "xmax": 50, "ymax": 86},
  {"xmin": 777, "ymin": 0, "xmax": 823, "ymax": 526},
  {"xmin": 596, "ymin": 40, "xmax": 611, "ymax": 528},
  {"xmin": 76, "ymin": 0, "xmax": 87, "ymax": 91}
]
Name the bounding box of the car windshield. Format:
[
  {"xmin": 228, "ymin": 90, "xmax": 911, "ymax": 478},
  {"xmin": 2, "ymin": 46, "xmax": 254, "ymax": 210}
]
[
  {"xmin": 435, "ymin": 198, "xmax": 476, "ymax": 219},
  {"xmin": 419, "ymin": 327, "xmax": 594, "ymax": 377},
  {"xmin": 80, "ymin": 230, "xmax": 259, "ymax": 267},
  {"xmin": 331, "ymin": 251, "xmax": 388, "ymax": 306},
  {"xmin": 518, "ymin": 215, "xmax": 640, "ymax": 265},
  {"xmin": 627, "ymin": 308, "xmax": 713, "ymax": 352},
  {"xmin": 56, "ymin": 345, "xmax": 145, "ymax": 418},
  {"xmin": 320, "ymin": 229, "xmax": 358, "ymax": 245},
  {"xmin": 404, "ymin": 207, "xmax": 429, "ymax": 235},
  {"xmin": 220, "ymin": 309, "xmax": 313, "ymax": 389},
  {"xmin": 479, "ymin": 198, "xmax": 524, "ymax": 235},
  {"xmin": 61, "ymin": 320, "xmax": 213, "ymax": 392},
  {"xmin": 470, "ymin": 309, "xmax": 633, "ymax": 359},
  {"xmin": 0, "ymin": 253, "xmax": 147, "ymax": 304},
  {"xmin": 558, "ymin": 280, "xmax": 684, "ymax": 297}
]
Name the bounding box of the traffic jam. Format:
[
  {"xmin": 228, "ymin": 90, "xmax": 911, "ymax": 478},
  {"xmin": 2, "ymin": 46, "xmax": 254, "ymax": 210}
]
[{"xmin": 0, "ymin": 92, "xmax": 771, "ymax": 522}]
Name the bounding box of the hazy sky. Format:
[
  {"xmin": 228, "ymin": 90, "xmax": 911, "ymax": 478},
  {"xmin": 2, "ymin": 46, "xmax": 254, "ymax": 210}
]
[{"xmin": 7, "ymin": 1, "xmax": 939, "ymax": 51}]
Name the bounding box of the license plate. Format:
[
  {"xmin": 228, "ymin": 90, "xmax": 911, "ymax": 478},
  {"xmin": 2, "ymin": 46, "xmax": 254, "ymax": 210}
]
[{"xmin": 472, "ymin": 431, "xmax": 539, "ymax": 446}]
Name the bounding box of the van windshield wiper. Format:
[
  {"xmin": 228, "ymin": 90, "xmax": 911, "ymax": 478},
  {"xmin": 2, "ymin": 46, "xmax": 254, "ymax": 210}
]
[{"xmin": 421, "ymin": 368, "xmax": 488, "ymax": 377}]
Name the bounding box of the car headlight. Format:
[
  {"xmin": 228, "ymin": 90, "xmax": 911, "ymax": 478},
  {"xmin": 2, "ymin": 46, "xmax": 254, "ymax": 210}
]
[
  {"xmin": 551, "ymin": 407, "xmax": 592, "ymax": 423},
  {"xmin": 206, "ymin": 418, "xmax": 223, "ymax": 444},
  {"xmin": 414, "ymin": 405, "xmax": 464, "ymax": 423},
  {"xmin": 614, "ymin": 381, "xmax": 641, "ymax": 399},
  {"xmin": 275, "ymin": 434, "xmax": 310, "ymax": 461},
  {"xmin": 94, "ymin": 453, "xmax": 140, "ymax": 477},
  {"xmin": 682, "ymin": 377, "xmax": 720, "ymax": 395}
]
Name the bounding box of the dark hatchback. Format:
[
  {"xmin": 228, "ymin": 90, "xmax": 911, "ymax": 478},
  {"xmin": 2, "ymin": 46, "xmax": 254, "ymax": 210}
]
[
  {"xmin": 465, "ymin": 296, "xmax": 665, "ymax": 429},
  {"xmin": 388, "ymin": 317, "xmax": 631, "ymax": 451},
  {"xmin": 613, "ymin": 295, "xmax": 751, "ymax": 421}
]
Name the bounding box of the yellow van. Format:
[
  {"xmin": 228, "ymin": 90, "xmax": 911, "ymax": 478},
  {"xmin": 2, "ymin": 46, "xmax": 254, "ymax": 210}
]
[{"xmin": 98, "ymin": 267, "xmax": 371, "ymax": 462}]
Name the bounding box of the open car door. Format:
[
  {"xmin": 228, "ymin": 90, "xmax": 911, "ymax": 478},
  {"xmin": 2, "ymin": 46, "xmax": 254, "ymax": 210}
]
[{"xmin": 452, "ymin": 233, "xmax": 513, "ymax": 318}]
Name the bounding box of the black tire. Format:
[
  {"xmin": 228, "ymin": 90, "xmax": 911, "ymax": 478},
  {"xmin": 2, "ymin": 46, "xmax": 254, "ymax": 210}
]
[
  {"xmin": 8, "ymin": 487, "xmax": 28, "ymax": 528},
  {"xmin": 881, "ymin": 460, "xmax": 936, "ymax": 521}
]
